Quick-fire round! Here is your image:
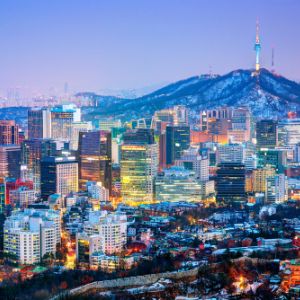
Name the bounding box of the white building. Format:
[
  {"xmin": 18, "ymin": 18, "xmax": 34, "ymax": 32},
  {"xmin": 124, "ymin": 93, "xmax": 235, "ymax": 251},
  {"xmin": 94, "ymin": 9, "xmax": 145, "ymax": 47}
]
[
  {"xmin": 265, "ymin": 174, "xmax": 288, "ymax": 204},
  {"xmin": 216, "ymin": 143, "xmax": 245, "ymax": 164},
  {"xmin": 4, "ymin": 208, "xmax": 61, "ymax": 265},
  {"xmin": 175, "ymin": 147, "xmax": 209, "ymax": 181},
  {"xmin": 77, "ymin": 210, "xmax": 127, "ymax": 260},
  {"xmin": 87, "ymin": 181, "xmax": 109, "ymax": 203}
]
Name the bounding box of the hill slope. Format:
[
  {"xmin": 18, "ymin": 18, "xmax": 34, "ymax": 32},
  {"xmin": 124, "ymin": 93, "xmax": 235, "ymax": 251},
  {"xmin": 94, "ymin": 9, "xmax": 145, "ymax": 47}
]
[{"xmin": 80, "ymin": 68, "xmax": 300, "ymax": 119}]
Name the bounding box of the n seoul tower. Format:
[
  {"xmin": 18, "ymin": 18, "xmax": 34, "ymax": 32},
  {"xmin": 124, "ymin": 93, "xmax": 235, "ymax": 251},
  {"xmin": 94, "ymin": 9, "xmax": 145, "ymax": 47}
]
[{"xmin": 254, "ymin": 20, "xmax": 261, "ymax": 72}]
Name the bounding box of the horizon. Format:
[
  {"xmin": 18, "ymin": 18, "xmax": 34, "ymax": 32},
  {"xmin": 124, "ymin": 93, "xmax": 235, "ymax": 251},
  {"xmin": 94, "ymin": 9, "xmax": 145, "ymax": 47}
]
[{"xmin": 0, "ymin": 0, "xmax": 299, "ymax": 97}]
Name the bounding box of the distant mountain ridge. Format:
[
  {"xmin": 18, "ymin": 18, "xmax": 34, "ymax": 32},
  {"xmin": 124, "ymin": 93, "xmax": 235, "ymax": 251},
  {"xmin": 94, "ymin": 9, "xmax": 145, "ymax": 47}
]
[{"xmin": 79, "ymin": 68, "xmax": 300, "ymax": 120}]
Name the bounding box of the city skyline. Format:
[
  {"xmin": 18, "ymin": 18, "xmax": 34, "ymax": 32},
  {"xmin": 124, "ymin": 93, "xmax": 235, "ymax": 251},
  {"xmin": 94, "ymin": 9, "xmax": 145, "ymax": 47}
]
[{"xmin": 0, "ymin": 0, "xmax": 299, "ymax": 97}]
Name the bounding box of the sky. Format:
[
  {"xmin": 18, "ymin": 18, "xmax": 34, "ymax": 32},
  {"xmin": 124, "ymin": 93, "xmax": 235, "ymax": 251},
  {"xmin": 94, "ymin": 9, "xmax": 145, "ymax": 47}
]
[{"xmin": 0, "ymin": 0, "xmax": 299, "ymax": 96}]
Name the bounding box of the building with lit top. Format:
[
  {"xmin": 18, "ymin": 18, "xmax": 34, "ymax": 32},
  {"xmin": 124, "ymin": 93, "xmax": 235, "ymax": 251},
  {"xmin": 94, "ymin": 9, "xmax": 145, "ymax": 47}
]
[
  {"xmin": 40, "ymin": 154, "xmax": 78, "ymax": 201},
  {"xmin": 121, "ymin": 143, "xmax": 158, "ymax": 206}
]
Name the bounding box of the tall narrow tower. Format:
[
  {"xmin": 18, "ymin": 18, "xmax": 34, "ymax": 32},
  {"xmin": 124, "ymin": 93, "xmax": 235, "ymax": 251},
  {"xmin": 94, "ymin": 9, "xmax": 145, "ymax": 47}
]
[{"xmin": 254, "ymin": 20, "xmax": 261, "ymax": 72}]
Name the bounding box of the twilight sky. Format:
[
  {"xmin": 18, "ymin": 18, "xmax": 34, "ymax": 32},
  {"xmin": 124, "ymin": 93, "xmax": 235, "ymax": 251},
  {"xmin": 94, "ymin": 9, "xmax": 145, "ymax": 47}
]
[{"xmin": 0, "ymin": 0, "xmax": 299, "ymax": 96}]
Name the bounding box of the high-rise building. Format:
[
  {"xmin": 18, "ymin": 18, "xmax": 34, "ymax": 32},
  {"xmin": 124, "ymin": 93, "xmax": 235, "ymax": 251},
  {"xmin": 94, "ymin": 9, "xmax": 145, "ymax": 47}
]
[
  {"xmin": 175, "ymin": 147, "xmax": 209, "ymax": 181},
  {"xmin": 228, "ymin": 107, "xmax": 251, "ymax": 142},
  {"xmin": 0, "ymin": 120, "xmax": 20, "ymax": 145},
  {"xmin": 166, "ymin": 125, "xmax": 190, "ymax": 166},
  {"xmin": 41, "ymin": 155, "xmax": 78, "ymax": 201},
  {"xmin": 0, "ymin": 145, "xmax": 21, "ymax": 178},
  {"xmin": 70, "ymin": 121, "xmax": 93, "ymax": 151},
  {"xmin": 216, "ymin": 143, "xmax": 245, "ymax": 164},
  {"xmin": 216, "ymin": 162, "xmax": 246, "ymax": 203},
  {"xmin": 21, "ymin": 139, "xmax": 57, "ymax": 192},
  {"xmin": 28, "ymin": 108, "xmax": 51, "ymax": 139},
  {"xmin": 121, "ymin": 141, "xmax": 158, "ymax": 206},
  {"xmin": 50, "ymin": 104, "xmax": 80, "ymax": 142},
  {"xmin": 78, "ymin": 130, "xmax": 112, "ymax": 191},
  {"xmin": 155, "ymin": 167, "xmax": 202, "ymax": 203},
  {"xmin": 252, "ymin": 167, "xmax": 276, "ymax": 193},
  {"xmin": 0, "ymin": 178, "xmax": 5, "ymax": 214},
  {"xmin": 257, "ymin": 149, "xmax": 287, "ymax": 173},
  {"xmin": 256, "ymin": 120, "xmax": 277, "ymax": 149},
  {"xmin": 277, "ymin": 119, "xmax": 300, "ymax": 147},
  {"xmin": 4, "ymin": 208, "xmax": 61, "ymax": 265},
  {"xmin": 123, "ymin": 128, "xmax": 155, "ymax": 145},
  {"xmin": 265, "ymin": 174, "xmax": 288, "ymax": 203}
]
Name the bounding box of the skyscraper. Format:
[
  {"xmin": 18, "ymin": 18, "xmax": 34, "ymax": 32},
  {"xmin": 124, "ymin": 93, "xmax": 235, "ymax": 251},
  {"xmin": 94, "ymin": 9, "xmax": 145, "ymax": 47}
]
[
  {"xmin": 121, "ymin": 132, "xmax": 158, "ymax": 206},
  {"xmin": 41, "ymin": 155, "xmax": 78, "ymax": 201},
  {"xmin": 0, "ymin": 145, "xmax": 21, "ymax": 178},
  {"xmin": 166, "ymin": 125, "xmax": 190, "ymax": 166},
  {"xmin": 0, "ymin": 120, "xmax": 20, "ymax": 145},
  {"xmin": 256, "ymin": 120, "xmax": 277, "ymax": 149},
  {"xmin": 216, "ymin": 162, "xmax": 246, "ymax": 203},
  {"xmin": 28, "ymin": 108, "xmax": 52, "ymax": 139},
  {"xmin": 21, "ymin": 139, "xmax": 57, "ymax": 192},
  {"xmin": 50, "ymin": 105, "xmax": 80, "ymax": 142},
  {"xmin": 78, "ymin": 130, "xmax": 112, "ymax": 191}
]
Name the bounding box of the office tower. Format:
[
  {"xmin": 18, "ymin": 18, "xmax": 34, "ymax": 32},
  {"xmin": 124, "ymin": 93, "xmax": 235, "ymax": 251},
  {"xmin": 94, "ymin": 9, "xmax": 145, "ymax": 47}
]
[
  {"xmin": 78, "ymin": 130, "xmax": 112, "ymax": 191},
  {"xmin": 216, "ymin": 162, "xmax": 246, "ymax": 203},
  {"xmin": 216, "ymin": 143, "xmax": 245, "ymax": 164},
  {"xmin": 256, "ymin": 120, "xmax": 277, "ymax": 149},
  {"xmin": 166, "ymin": 125, "xmax": 190, "ymax": 166},
  {"xmin": 152, "ymin": 106, "xmax": 188, "ymax": 134},
  {"xmin": 111, "ymin": 164, "xmax": 121, "ymax": 199},
  {"xmin": 9, "ymin": 187, "xmax": 35, "ymax": 209},
  {"xmin": 97, "ymin": 119, "xmax": 122, "ymax": 131},
  {"xmin": 228, "ymin": 107, "xmax": 251, "ymax": 142},
  {"xmin": 277, "ymin": 119, "xmax": 300, "ymax": 147},
  {"xmin": 0, "ymin": 120, "xmax": 20, "ymax": 144},
  {"xmin": 155, "ymin": 167, "xmax": 202, "ymax": 203},
  {"xmin": 265, "ymin": 174, "xmax": 288, "ymax": 203},
  {"xmin": 257, "ymin": 149, "xmax": 287, "ymax": 173},
  {"xmin": 252, "ymin": 168, "xmax": 276, "ymax": 193},
  {"xmin": 175, "ymin": 147, "xmax": 209, "ymax": 181},
  {"xmin": 70, "ymin": 121, "xmax": 93, "ymax": 151},
  {"xmin": 28, "ymin": 108, "xmax": 51, "ymax": 139},
  {"xmin": 21, "ymin": 139, "xmax": 57, "ymax": 192},
  {"xmin": 121, "ymin": 139, "xmax": 158, "ymax": 206},
  {"xmin": 159, "ymin": 133, "xmax": 167, "ymax": 170},
  {"xmin": 3, "ymin": 208, "xmax": 61, "ymax": 265},
  {"xmin": 174, "ymin": 105, "xmax": 189, "ymax": 126},
  {"xmin": 50, "ymin": 104, "xmax": 80, "ymax": 142},
  {"xmin": 152, "ymin": 108, "xmax": 176, "ymax": 134},
  {"xmin": 41, "ymin": 155, "xmax": 78, "ymax": 201},
  {"xmin": 123, "ymin": 128, "xmax": 155, "ymax": 145},
  {"xmin": 0, "ymin": 145, "xmax": 21, "ymax": 178},
  {"xmin": 0, "ymin": 178, "xmax": 5, "ymax": 214},
  {"xmin": 199, "ymin": 107, "xmax": 232, "ymax": 132}
]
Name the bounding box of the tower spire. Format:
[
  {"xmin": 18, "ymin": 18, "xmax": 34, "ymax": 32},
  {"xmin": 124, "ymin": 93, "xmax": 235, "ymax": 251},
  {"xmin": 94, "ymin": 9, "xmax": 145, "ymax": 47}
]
[{"xmin": 254, "ymin": 19, "xmax": 261, "ymax": 72}]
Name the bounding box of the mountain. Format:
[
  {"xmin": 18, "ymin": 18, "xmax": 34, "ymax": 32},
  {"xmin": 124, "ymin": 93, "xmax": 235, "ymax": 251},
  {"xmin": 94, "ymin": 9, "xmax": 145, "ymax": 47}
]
[{"xmin": 80, "ymin": 68, "xmax": 300, "ymax": 120}]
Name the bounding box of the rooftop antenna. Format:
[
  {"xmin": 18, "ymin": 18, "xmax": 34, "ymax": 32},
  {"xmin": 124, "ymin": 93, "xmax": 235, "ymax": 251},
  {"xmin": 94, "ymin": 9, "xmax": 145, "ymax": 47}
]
[{"xmin": 271, "ymin": 46, "xmax": 275, "ymax": 73}]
